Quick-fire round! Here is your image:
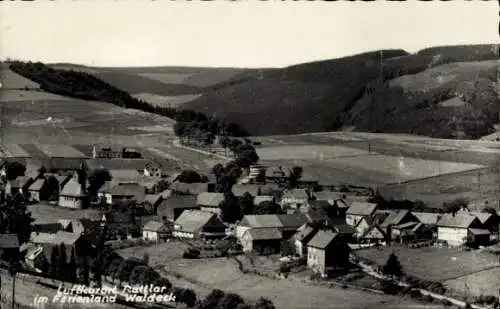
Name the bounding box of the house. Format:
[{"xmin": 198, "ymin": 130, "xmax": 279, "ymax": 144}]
[
  {"xmin": 58, "ymin": 219, "xmax": 97, "ymax": 235},
  {"xmin": 313, "ymin": 191, "xmax": 345, "ymax": 205},
  {"xmin": 460, "ymin": 211, "xmax": 498, "ymax": 234},
  {"xmin": 253, "ymin": 195, "xmax": 275, "ymax": 206},
  {"xmin": 0, "ymin": 234, "xmax": 20, "ymax": 261},
  {"xmin": 353, "ymin": 217, "xmax": 372, "ymax": 240},
  {"xmin": 304, "ymin": 205, "xmax": 330, "ymax": 228},
  {"xmin": 345, "ymin": 202, "xmax": 378, "ymax": 227},
  {"xmin": 39, "ymin": 158, "xmax": 87, "ymax": 173},
  {"xmin": 156, "ymin": 195, "xmax": 199, "ymax": 221},
  {"xmin": 307, "ymin": 230, "xmax": 350, "ymax": 277},
  {"xmin": 360, "ymin": 225, "xmax": 386, "ymax": 244},
  {"xmin": 379, "ymin": 210, "xmax": 419, "ymax": 241},
  {"xmin": 28, "ymin": 174, "xmax": 62, "ymax": 202},
  {"xmin": 280, "ymin": 189, "xmax": 310, "ymax": 212},
  {"xmin": 436, "ymin": 213, "xmax": 488, "ymax": 247},
  {"xmin": 197, "ymin": 192, "xmax": 225, "ymax": 215},
  {"xmin": 265, "ymin": 166, "xmax": 290, "ymax": 183},
  {"xmin": 142, "ymin": 220, "xmax": 172, "ymax": 242},
  {"xmin": 169, "ymin": 182, "xmax": 210, "ymax": 195},
  {"xmin": 173, "ymin": 210, "xmax": 226, "ymax": 239},
  {"xmin": 59, "ymin": 171, "xmax": 88, "ymax": 209},
  {"xmin": 32, "ymin": 222, "xmax": 63, "ymax": 234},
  {"xmin": 97, "ymin": 182, "xmax": 146, "ymax": 205},
  {"xmin": 5, "ymin": 176, "xmax": 33, "ymax": 197},
  {"xmin": 30, "ymin": 231, "xmax": 86, "ymax": 264},
  {"xmin": 240, "ymin": 228, "xmax": 282, "ymax": 255},
  {"xmin": 328, "ymin": 219, "xmax": 356, "ymax": 242},
  {"xmin": 237, "ymin": 214, "xmax": 306, "ymax": 240},
  {"xmin": 293, "ymin": 224, "xmax": 318, "ymax": 257},
  {"xmin": 412, "ymin": 212, "xmax": 442, "ymax": 226},
  {"xmin": 142, "ymin": 194, "xmax": 164, "ymax": 213}
]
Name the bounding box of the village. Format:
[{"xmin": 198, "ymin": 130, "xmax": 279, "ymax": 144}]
[{"xmin": 0, "ymin": 139, "xmax": 499, "ymax": 309}]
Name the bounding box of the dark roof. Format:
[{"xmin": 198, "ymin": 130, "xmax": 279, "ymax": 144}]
[
  {"xmin": 469, "ymin": 228, "xmax": 490, "ymax": 236},
  {"xmin": 170, "ymin": 182, "xmax": 209, "ymax": 195},
  {"xmin": 0, "ymin": 234, "xmax": 19, "ymax": 248},
  {"xmin": 437, "ymin": 213, "xmax": 480, "ymax": 228},
  {"xmin": 380, "ymin": 210, "xmax": 414, "ymax": 227},
  {"xmin": 305, "ymin": 208, "xmax": 329, "ymax": 224},
  {"xmin": 329, "ymin": 219, "xmax": 356, "ymax": 234},
  {"xmin": 361, "ymin": 225, "xmax": 386, "ymax": 239},
  {"xmin": 232, "ymin": 184, "xmax": 279, "ymax": 197},
  {"xmin": 307, "ymin": 230, "xmax": 339, "ymax": 249},
  {"xmin": 346, "ymin": 202, "xmax": 377, "ymax": 216},
  {"xmin": 239, "ymin": 215, "xmax": 283, "ymax": 228},
  {"xmin": 143, "ymin": 221, "xmax": 167, "ymax": 232},
  {"xmin": 40, "ymin": 158, "xmax": 86, "ymax": 171},
  {"xmin": 277, "ymin": 214, "xmax": 307, "ymax": 229},
  {"xmin": 412, "ymin": 212, "xmax": 442, "ymax": 225},
  {"xmin": 313, "ymin": 191, "xmax": 344, "ymax": 201},
  {"xmin": 253, "ymin": 195, "xmax": 275, "ymax": 205},
  {"xmin": 9, "ymin": 176, "xmax": 32, "ymax": 188},
  {"xmin": 245, "ymin": 228, "xmax": 282, "ymax": 240},
  {"xmin": 105, "ymin": 211, "xmax": 133, "ymax": 224},
  {"xmin": 294, "ymin": 224, "xmax": 317, "ymax": 242},
  {"xmin": 144, "ymin": 194, "xmax": 163, "ymax": 205},
  {"xmin": 282, "ymin": 189, "xmax": 309, "ymax": 200},
  {"xmin": 33, "ymin": 223, "xmax": 63, "ymax": 234},
  {"xmin": 60, "ymin": 176, "xmax": 85, "ymax": 197}
]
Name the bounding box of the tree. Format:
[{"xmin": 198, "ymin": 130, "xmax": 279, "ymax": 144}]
[
  {"xmin": 181, "ymin": 288, "xmax": 197, "ymax": 308},
  {"xmin": 81, "ymin": 252, "xmax": 90, "ymax": 285},
  {"xmin": 382, "ymin": 253, "xmax": 403, "ymax": 279},
  {"xmin": 49, "ymin": 246, "xmax": 59, "ymax": 277},
  {"xmin": 443, "ymin": 198, "xmax": 469, "ymax": 214},
  {"xmin": 0, "ymin": 194, "xmax": 34, "ymax": 244},
  {"xmin": 280, "ymin": 240, "xmax": 295, "ymax": 257},
  {"xmin": 37, "ymin": 166, "xmax": 47, "ymax": 179},
  {"xmin": 217, "ymin": 293, "xmax": 244, "ymax": 309},
  {"xmin": 177, "ymin": 170, "xmax": 204, "ymax": 183},
  {"xmin": 143, "ymin": 253, "xmax": 150, "ymax": 265},
  {"xmin": 287, "ymin": 166, "xmax": 303, "ymax": 188},
  {"xmin": 254, "ymin": 201, "xmax": 283, "ymax": 215},
  {"xmin": 139, "ymin": 267, "xmax": 160, "ymax": 285},
  {"xmin": 154, "ymin": 277, "xmax": 172, "ymax": 293},
  {"xmin": 239, "ymin": 192, "xmax": 255, "ymax": 215},
  {"xmin": 88, "ymin": 169, "xmax": 112, "ymax": 196},
  {"xmin": 4, "ymin": 161, "xmax": 26, "ymax": 180},
  {"xmin": 253, "ymin": 298, "xmax": 275, "ymax": 309},
  {"xmin": 129, "ymin": 265, "xmax": 148, "ymax": 283},
  {"xmin": 200, "ymin": 289, "xmax": 226, "ymax": 309},
  {"xmin": 220, "ymin": 193, "xmax": 242, "ymax": 223},
  {"xmin": 482, "ymin": 206, "xmax": 498, "ymax": 215},
  {"xmin": 68, "ymin": 251, "xmax": 77, "ymax": 283},
  {"xmin": 174, "ymin": 122, "xmax": 186, "ymax": 138},
  {"xmin": 106, "ymin": 258, "xmax": 123, "ymax": 277},
  {"xmin": 57, "ymin": 243, "xmax": 68, "ymax": 280}
]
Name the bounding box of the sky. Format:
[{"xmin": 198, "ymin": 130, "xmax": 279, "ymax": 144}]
[{"xmin": 0, "ymin": 1, "xmax": 498, "ymax": 68}]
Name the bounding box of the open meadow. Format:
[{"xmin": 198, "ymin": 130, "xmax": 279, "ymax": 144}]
[
  {"xmin": 117, "ymin": 244, "xmax": 444, "ymax": 309},
  {"xmin": 0, "ymin": 68, "xmax": 40, "ymax": 89},
  {"xmin": 444, "ymin": 266, "xmax": 500, "ymax": 298},
  {"xmin": 28, "ymin": 203, "xmax": 102, "ymax": 224},
  {"xmin": 356, "ymin": 246, "xmax": 500, "ymax": 282}
]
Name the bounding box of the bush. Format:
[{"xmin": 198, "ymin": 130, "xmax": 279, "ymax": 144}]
[
  {"xmin": 428, "ymin": 282, "xmax": 446, "ymax": 294},
  {"xmin": 440, "ymin": 299, "xmax": 452, "ymax": 306},
  {"xmin": 183, "ymin": 248, "xmax": 201, "ymax": 259},
  {"xmin": 476, "ymin": 294, "xmax": 499, "ymax": 305},
  {"xmin": 380, "ymin": 280, "xmax": 400, "ymax": 295}
]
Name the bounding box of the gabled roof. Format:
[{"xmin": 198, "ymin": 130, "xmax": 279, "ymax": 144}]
[
  {"xmin": 60, "ymin": 176, "xmax": 85, "ymax": 197},
  {"xmin": 254, "ymin": 195, "xmax": 274, "ymax": 206},
  {"xmin": 28, "ymin": 178, "xmax": 46, "ymax": 191},
  {"xmin": 31, "ymin": 231, "xmax": 82, "ymax": 245},
  {"xmin": 0, "ymin": 234, "xmax": 19, "ymax": 248},
  {"xmin": 170, "ymin": 182, "xmax": 209, "ymax": 195},
  {"xmin": 380, "ymin": 210, "xmax": 414, "ymax": 228},
  {"xmin": 109, "ymin": 169, "xmax": 142, "ymax": 182},
  {"xmin": 144, "ymin": 194, "xmax": 163, "ymax": 205},
  {"xmin": 157, "ymin": 195, "xmax": 198, "ymax": 213},
  {"xmin": 392, "ymin": 221, "xmax": 419, "ymax": 230},
  {"xmin": 437, "ymin": 213, "xmax": 480, "ymax": 228},
  {"xmin": 307, "ymin": 230, "xmax": 340, "ymax": 249},
  {"xmin": 313, "ymin": 191, "xmax": 344, "ymax": 201},
  {"xmin": 143, "ymin": 220, "xmax": 167, "ymax": 232},
  {"xmin": 277, "ymin": 214, "xmax": 307, "ymax": 229},
  {"xmin": 330, "ymin": 219, "xmax": 356, "ymax": 234},
  {"xmin": 466, "ymin": 212, "xmax": 494, "ymax": 224},
  {"xmin": 175, "ymin": 210, "xmax": 224, "ymax": 233},
  {"xmin": 9, "ymin": 176, "xmax": 32, "ymax": 188},
  {"xmin": 245, "ymin": 228, "xmax": 282, "ymax": 240},
  {"xmin": 239, "ymin": 215, "xmax": 283, "ymax": 228},
  {"xmin": 346, "ymin": 202, "xmax": 377, "ymax": 216},
  {"xmin": 307, "ymin": 200, "xmax": 331, "ymax": 210},
  {"xmin": 281, "ymin": 189, "xmax": 309, "ymax": 200},
  {"xmin": 197, "ymin": 192, "xmax": 224, "ymax": 207},
  {"xmin": 110, "ymin": 183, "xmax": 145, "ymax": 199},
  {"xmin": 294, "ymin": 224, "xmax": 317, "ymax": 242},
  {"xmin": 412, "ymin": 212, "xmax": 442, "ymax": 225},
  {"xmin": 105, "ymin": 211, "xmax": 133, "ymax": 224},
  {"xmin": 362, "ymin": 225, "xmax": 386, "ymax": 239}
]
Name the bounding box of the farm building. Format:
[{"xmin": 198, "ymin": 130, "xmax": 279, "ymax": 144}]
[
  {"xmin": 85, "ymin": 158, "xmax": 161, "ymax": 177},
  {"xmin": 169, "ymin": 182, "xmax": 211, "ymax": 195},
  {"xmin": 173, "ymin": 210, "xmax": 226, "ymax": 239},
  {"xmin": 197, "ymin": 192, "xmax": 225, "ymax": 215},
  {"xmin": 58, "ymin": 218, "xmax": 97, "ymax": 235},
  {"xmin": 458, "ymin": 210, "xmax": 498, "ymax": 234},
  {"xmin": 109, "ymin": 169, "xmax": 142, "ymax": 184},
  {"xmin": 294, "ymin": 224, "xmax": 318, "ymax": 257},
  {"xmin": 30, "ymin": 231, "xmax": 86, "ymax": 263},
  {"xmin": 307, "ymin": 230, "xmax": 350, "ymax": 278},
  {"xmin": 237, "ymin": 214, "xmax": 306, "ymax": 240},
  {"xmin": 32, "ymin": 222, "xmax": 63, "ymax": 234},
  {"xmin": 240, "ymin": 228, "xmax": 282, "ymax": 255},
  {"xmin": 0, "ymin": 234, "xmax": 20, "ymax": 261},
  {"xmin": 28, "ymin": 174, "xmax": 61, "ymax": 202},
  {"xmin": 97, "ymin": 182, "xmax": 146, "ymax": 205},
  {"xmin": 436, "ymin": 213, "xmax": 489, "ymax": 247},
  {"xmin": 58, "ymin": 171, "xmax": 88, "ymax": 209},
  {"xmin": 360, "ymin": 225, "xmax": 386, "ymax": 244},
  {"xmin": 280, "ymin": 189, "xmax": 310, "ymax": 212},
  {"xmin": 313, "ymin": 191, "xmax": 345, "ymax": 204},
  {"xmin": 142, "ymin": 194, "xmax": 164, "ymax": 213},
  {"xmin": 5, "ymin": 176, "xmax": 33, "ymax": 197},
  {"xmin": 353, "ymin": 217, "xmax": 373, "ymax": 240},
  {"xmin": 142, "ymin": 220, "xmax": 172, "ymax": 242},
  {"xmin": 412, "ymin": 212, "xmax": 442, "ymax": 226},
  {"xmin": 265, "ymin": 166, "xmax": 290, "ymax": 182},
  {"xmin": 379, "ymin": 210, "xmax": 419, "ymax": 241},
  {"xmin": 156, "ymin": 195, "xmax": 199, "ymax": 221},
  {"xmin": 345, "ymin": 202, "xmax": 378, "ymax": 227}
]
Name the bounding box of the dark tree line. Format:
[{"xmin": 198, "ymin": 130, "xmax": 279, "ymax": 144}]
[{"xmin": 9, "ymin": 61, "xmax": 248, "ymax": 141}]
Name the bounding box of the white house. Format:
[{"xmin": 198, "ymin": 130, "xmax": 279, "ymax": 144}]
[
  {"xmin": 58, "ymin": 171, "xmax": 87, "ymax": 209},
  {"xmin": 280, "ymin": 189, "xmax": 309, "ymax": 212},
  {"xmin": 142, "ymin": 220, "xmax": 171, "ymax": 242},
  {"xmin": 436, "ymin": 213, "xmax": 484, "ymax": 247}
]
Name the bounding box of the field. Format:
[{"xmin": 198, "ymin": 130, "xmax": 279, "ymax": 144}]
[
  {"xmin": 444, "ymin": 267, "xmax": 500, "ymax": 297},
  {"xmin": 132, "ymin": 93, "xmax": 202, "ymax": 108},
  {"xmin": 0, "ymin": 68, "xmax": 40, "ymax": 89},
  {"xmin": 117, "ymin": 246, "xmax": 443, "ymax": 309},
  {"xmin": 356, "ymin": 246, "xmax": 500, "ymax": 282},
  {"xmin": 29, "ymin": 203, "xmax": 102, "ymax": 224},
  {"xmin": 0, "ymin": 89, "xmax": 70, "ymax": 101},
  {"xmin": 256, "ymin": 145, "xmax": 373, "ymax": 161}
]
